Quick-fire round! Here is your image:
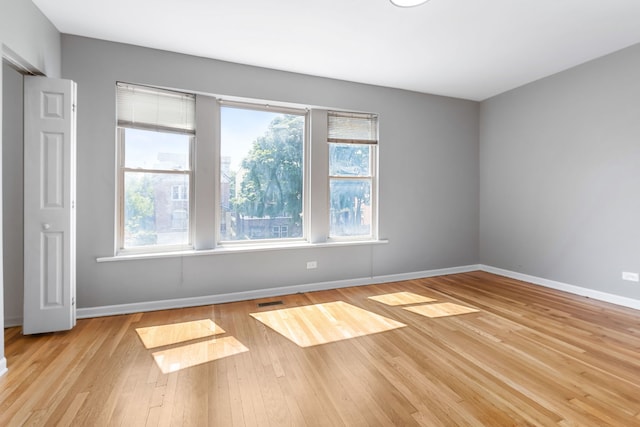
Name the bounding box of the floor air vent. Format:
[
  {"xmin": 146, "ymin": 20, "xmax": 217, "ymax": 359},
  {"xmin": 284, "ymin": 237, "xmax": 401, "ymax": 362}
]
[{"xmin": 257, "ymin": 300, "xmax": 284, "ymax": 308}]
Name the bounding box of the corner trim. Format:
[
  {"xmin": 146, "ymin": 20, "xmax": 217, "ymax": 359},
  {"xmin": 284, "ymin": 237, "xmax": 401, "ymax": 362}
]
[
  {"xmin": 0, "ymin": 357, "xmax": 7, "ymax": 377},
  {"xmin": 479, "ymin": 264, "xmax": 640, "ymax": 311},
  {"xmin": 76, "ymin": 264, "xmax": 480, "ymax": 319}
]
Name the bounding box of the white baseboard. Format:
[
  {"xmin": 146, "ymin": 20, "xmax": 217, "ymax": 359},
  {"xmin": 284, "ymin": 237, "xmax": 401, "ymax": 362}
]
[
  {"xmin": 78, "ymin": 277, "xmax": 367, "ymax": 319},
  {"xmin": 4, "ymin": 316, "xmax": 22, "ymax": 328},
  {"xmin": 480, "ymin": 265, "xmax": 640, "ymax": 311},
  {"xmin": 76, "ymin": 264, "xmax": 480, "ymax": 319},
  {"xmin": 27, "ymin": 263, "xmax": 640, "ymax": 322},
  {"xmin": 373, "ymin": 264, "xmax": 480, "ymax": 283},
  {"xmin": 0, "ymin": 357, "xmax": 7, "ymax": 377}
]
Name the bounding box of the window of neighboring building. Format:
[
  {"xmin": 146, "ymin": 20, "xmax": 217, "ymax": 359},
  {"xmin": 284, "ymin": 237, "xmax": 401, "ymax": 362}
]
[
  {"xmin": 117, "ymin": 83, "xmax": 195, "ymax": 250},
  {"xmin": 328, "ymin": 111, "xmax": 378, "ymax": 238},
  {"xmin": 219, "ymin": 103, "xmax": 307, "ymax": 242},
  {"xmin": 172, "ymin": 184, "xmax": 188, "ymax": 200}
]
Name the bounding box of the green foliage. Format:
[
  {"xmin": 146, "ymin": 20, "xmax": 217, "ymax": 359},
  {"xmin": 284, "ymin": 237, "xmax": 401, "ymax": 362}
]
[
  {"xmin": 329, "ymin": 144, "xmax": 371, "ymax": 235},
  {"xmin": 232, "ymin": 115, "xmax": 304, "ymax": 226},
  {"xmin": 124, "ymin": 174, "xmax": 157, "ymax": 245}
]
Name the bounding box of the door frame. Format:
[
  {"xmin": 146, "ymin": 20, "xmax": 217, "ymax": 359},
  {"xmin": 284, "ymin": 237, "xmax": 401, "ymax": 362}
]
[{"xmin": 1, "ymin": 45, "xmax": 42, "ymax": 375}]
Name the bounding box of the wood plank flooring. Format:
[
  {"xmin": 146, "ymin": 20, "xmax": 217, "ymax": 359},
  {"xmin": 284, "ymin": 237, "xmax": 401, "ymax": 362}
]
[{"xmin": 1, "ymin": 271, "xmax": 640, "ymax": 426}]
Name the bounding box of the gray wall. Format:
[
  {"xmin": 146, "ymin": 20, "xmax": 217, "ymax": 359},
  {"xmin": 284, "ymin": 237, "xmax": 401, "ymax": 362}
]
[
  {"xmin": 61, "ymin": 35, "xmax": 479, "ymax": 309},
  {"xmin": 479, "ymin": 43, "xmax": 640, "ymax": 301},
  {"xmin": 2, "ymin": 62, "xmax": 23, "ymax": 326},
  {"xmin": 0, "ymin": 56, "xmax": 3, "ymax": 372},
  {"xmin": 1, "ymin": 0, "xmax": 61, "ymax": 373},
  {"xmin": 0, "ymin": 0, "xmax": 61, "ymax": 78}
]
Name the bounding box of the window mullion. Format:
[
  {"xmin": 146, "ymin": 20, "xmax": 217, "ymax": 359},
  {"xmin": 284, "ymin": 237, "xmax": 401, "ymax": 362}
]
[
  {"xmin": 309, "ymin": 109, "xmax": 329, "ymax": 243},
  {"xmin": 123, "ymin": 168, "xmax": 191, "ymax": 175},
  {"xmin": 193, "ymin": 95, "xmax": 218, "ymax": 250},
  {"xmin": 329, "ymin": 175, "xmax": 372, "ymax": 180},
  {"xmin": 117, "ymin": 128, "xmax": 125, "ymax": 253}
]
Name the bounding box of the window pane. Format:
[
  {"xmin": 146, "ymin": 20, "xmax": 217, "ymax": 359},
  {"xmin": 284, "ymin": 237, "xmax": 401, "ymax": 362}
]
[
  {"xmin": 220, "ymin": 106, "xmax": 304, "ymax": 241},
  {"xmin": 124, "ymin": 172, "xmax": 190, "ymax": 247},
  {"xmin": 124, "ymin": 128, "xmax": 190, "ymax": 171},
  {"xmin": 329, "ymin": 144, "xmax": 370, "ymax": 177},
  {"xmin": 330, "ymin": 179, "xmax": 371, "ymax": 237}
]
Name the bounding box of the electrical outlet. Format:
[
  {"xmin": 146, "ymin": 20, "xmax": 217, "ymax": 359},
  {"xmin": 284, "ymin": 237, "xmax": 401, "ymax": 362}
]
[
  {"xmin": 306, "ymin": 261, "xmax": 317, "ymax": 269},
  {"xmin": 622, "ymin": 272, "xmax": 639, "ymax": 282}
]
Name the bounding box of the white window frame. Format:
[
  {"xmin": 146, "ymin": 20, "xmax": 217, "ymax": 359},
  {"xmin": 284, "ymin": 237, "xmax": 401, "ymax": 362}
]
[
  {"xmin": 116, "ymin": 83, "xmax": 196, "ymax": 254},
  {"xmin": 327, "ymin": 111, "xmax": 379, "ymax": 241},
  {"xmin": 215, "ymin": 100, "xmax": 309, "ymax": 246},
  {"xmin": 116, "ymin": 127, "xmax": 195, "ymax": 253}
]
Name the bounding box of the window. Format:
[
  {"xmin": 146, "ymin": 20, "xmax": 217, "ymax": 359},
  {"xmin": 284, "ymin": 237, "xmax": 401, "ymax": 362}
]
[
  {"xmin": 270, "ymin": 225, "xmax": 289, "ymax": 238},
  {"xmin": 219, "ymin": 104, "xmax": 306, "ymax": 242},
  {"xmin": 117, "ymin": 83, "xmax": 195, "ymax": 250},
  {"xmin": 328, "ymin": 112, "xmax": 378, "ymax": 238},
  {"xmin": 172, "ymin": 185, "xmax": 188, "ymax": 200},
  {"xmin": 114, "ymin": 83, "xmax": 379, "ymax": 255}
]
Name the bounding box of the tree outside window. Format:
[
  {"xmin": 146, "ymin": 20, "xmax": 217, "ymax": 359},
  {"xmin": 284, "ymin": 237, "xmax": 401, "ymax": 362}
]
[{"xmin": 220, "ymin": 106, "xmax": 305, "ymax": 242}]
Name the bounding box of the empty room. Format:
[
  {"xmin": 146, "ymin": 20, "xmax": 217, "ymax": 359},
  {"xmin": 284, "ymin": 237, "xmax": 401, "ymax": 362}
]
[{"xmin": 2, "ymin": 0, "xmax": 640, "ymax": 425}]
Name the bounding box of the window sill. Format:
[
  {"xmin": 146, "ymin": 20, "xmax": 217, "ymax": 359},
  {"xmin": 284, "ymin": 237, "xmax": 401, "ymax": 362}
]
[{"xmin": 96, "ymin": 239, "xmax": 389, "ymax": 263}]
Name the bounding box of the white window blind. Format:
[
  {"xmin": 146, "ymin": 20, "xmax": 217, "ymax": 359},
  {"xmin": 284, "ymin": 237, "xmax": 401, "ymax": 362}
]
[
  {"xmin": 328, "ymin": 111, "xmax": 378, "ymax": 144},
  {"xmin": 117, "ymin": 82, "xmax": 195, "ymax": 133}
]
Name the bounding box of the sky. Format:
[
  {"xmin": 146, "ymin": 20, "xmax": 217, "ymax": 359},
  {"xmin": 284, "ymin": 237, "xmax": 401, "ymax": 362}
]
[
  {"xmin": 124, "ymin": 107, "xmax": 283, "ymax": 171},
  {"xmin": 124, "ymin": 128, "xmax": 190, "ymax": 170},
  {"xmin": 220, "ymin": 106, "xmax": 283, "ymax": 171}
]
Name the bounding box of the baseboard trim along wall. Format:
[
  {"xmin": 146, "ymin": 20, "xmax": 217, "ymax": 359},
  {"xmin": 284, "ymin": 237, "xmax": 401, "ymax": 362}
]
[
  {"xmin": 372, "ymin": 264, "xmax": 482, "ymax": 284},
  {"xmin": 7, "ymin": 264, "xmax": 638, "ymax": 325},
  {"xmin": 0, "ymin": 357, "xmax": 7, "ymax": 377},
  {"xmin": 76, "ymin": 264, "xmax": 481, "ymax": 319},
  {"xmin": 479, "ymin": 265, "xmax": 640, "ymax": 311},
  {"xmin": 4, "ymin": 316, "xmax": 22, "ymax": 328}
]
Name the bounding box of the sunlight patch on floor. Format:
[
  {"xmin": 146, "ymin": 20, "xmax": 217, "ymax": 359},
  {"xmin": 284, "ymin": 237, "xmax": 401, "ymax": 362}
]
[
  {"xmin": 403, "ymin": 302, "xmax": 479, "ymax": 318},
  {"xmin": 152, "ymin": 336, "xmax": 249, "ymax": 374},
  {"xmin": 368, "ymin": 291, "xmax": 436, "ymax": 306},
  {"xmin": 136, "ymin": 319, "xmax": 225, "ymax": 349},
  {"xmin": 250, "ymin": 301, "xmax": 406, "ymax": 347}
]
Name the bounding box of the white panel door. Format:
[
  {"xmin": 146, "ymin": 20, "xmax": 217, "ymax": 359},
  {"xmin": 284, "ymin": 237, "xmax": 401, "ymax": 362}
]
[{"xmin": 23, "ymin": 76, "xmax": 77, "ymax": 334}]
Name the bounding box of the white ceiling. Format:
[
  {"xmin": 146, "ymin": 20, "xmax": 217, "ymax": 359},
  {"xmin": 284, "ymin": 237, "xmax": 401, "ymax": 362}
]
[{"xmin": 33, "ymin": 0, "xmax": 640, "ymax": 101}]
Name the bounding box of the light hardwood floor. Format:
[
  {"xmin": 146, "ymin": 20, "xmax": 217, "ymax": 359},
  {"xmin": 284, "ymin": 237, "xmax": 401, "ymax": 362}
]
[{"xmin": 2, "ymin": 271, "xmax": 640, "ymax": 426}]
